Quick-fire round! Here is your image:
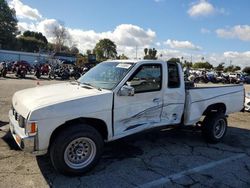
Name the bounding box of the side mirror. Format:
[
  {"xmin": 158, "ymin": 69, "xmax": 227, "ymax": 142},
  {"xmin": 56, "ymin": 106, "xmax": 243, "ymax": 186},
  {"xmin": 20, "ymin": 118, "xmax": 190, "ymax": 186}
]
[{"xmin": 118, "ymin": 85, "xmax": 135, "ymax": 96}]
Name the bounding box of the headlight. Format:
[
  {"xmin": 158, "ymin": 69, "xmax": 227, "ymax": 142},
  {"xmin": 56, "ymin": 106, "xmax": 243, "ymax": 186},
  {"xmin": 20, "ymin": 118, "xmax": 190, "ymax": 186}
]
[{"xmin": 18, "ymin": 115, "xmax": 26, "ymax": 128}]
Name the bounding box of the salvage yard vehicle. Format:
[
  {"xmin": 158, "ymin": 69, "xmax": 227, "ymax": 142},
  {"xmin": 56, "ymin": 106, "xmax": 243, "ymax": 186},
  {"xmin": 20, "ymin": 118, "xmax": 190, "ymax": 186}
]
[{"xmin": 9, "ymin": 60, "xmax": 245, "ymax": 175}]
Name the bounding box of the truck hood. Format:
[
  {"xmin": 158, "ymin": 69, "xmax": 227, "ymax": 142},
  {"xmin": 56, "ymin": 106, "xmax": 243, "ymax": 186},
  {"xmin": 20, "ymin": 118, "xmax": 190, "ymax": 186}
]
[{"xmin": 12, "ymin": 82, "xmax": 112, "ymax": 118}]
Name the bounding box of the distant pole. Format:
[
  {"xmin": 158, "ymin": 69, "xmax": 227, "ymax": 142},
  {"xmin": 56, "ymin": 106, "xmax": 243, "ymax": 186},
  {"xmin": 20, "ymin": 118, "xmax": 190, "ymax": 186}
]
[
  {"xmin": 135, "ymin": 45, "xmax": 138, "ymax": 59},
  {"xmin": 191, "ymin": 55, "xmax": 193, "ymax": 63}
]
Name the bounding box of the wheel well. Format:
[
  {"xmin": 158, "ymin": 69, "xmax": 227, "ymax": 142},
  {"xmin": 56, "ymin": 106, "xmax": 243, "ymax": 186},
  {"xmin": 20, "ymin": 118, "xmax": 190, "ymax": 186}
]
[
  {"xmin": 203, "ymin": 103, "xmax": 226, "ymax": 116},
  {"xmin": 49, "ymin": 117, "xmax": 108, "ymax": 148}
]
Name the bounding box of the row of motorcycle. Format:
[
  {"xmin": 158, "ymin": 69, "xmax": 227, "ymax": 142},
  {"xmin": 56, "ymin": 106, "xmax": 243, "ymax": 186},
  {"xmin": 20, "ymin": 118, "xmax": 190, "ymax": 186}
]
[
  {"xmin": 186, "ymin": 71, "xmax": 249, "ymax": 84},
  {"xmin": 0, "ymin": 61, "xmax": 90, "ymax": 80}
]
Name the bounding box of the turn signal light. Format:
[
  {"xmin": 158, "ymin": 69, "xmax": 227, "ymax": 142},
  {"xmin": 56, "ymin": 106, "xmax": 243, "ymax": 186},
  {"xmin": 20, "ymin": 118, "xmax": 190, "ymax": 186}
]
[{"xmin": 26, "ymin": 121, "xmax": 37, "ymax": 136}]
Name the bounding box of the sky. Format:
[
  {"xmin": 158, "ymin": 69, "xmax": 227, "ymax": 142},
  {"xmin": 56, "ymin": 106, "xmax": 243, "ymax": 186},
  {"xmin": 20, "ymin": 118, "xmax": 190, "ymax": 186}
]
[{"xmin": 7, "ymin": 0, "xmax": 250, "ymax": 67}]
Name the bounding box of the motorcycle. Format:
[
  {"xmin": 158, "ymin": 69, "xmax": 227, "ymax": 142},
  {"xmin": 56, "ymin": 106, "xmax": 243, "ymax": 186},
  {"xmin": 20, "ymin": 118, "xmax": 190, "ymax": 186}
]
[
  {"xmin": 70, "ymin": 67, "xmax": 82, "ymax": 80},
  {"xmin": 193, "ymin": 75, "xmax": 209, "ymax": 83},
  {"xmin": 0, "ymin": 63, "xmax": 7, "ymax": 77},
  {"xmin": 60, "ymin": 68, "xmax": 70, "ymax": 80},
  {"xmin": 34, "ymin": 66, "xmax": 41, "ymax": 79},
  {"xmin": 16, "ymin": 65, "xmax": 27, "ymax": 78}
]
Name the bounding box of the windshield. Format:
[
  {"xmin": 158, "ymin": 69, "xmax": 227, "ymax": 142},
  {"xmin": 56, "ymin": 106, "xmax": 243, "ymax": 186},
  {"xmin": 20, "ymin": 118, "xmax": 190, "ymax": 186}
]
[{"xmin": 78, "ymin": 61, "xmax": 134, "ymax": 90}]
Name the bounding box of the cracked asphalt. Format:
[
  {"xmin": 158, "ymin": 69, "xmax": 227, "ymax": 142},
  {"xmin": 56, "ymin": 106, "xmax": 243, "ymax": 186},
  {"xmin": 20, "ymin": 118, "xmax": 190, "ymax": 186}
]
[{"xmin": 0, "ymin": 76, "xmax": 250, "ymax": 188}]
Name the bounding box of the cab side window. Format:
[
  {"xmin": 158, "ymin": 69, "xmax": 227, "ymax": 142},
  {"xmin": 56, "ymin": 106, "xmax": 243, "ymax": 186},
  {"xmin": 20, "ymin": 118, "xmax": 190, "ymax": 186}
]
[
  {"xmin": 127, "ymin": 64, "xmax": 162, "ymax": 93},
  {"xmin": 167, "ymin": 62, "xmax": 180, "ymax": 88}
]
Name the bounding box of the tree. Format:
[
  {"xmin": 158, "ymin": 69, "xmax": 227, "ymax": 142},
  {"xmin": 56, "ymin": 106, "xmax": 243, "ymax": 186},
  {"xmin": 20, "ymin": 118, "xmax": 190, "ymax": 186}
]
[
  {"xmin": 23, "ymin": 31, "xmax": 48, "ymax": 44},
  {"xmin": 16, "ymin": 31, "xmax": 48, "ymax": 52},
  {"xmin": 234, "ymin": 66, "xmax": 241, "ymax": 72},
  {"xmin": 144, "ymin": 48, "xmax": 157, "ymax": 60},
  {"xmin": 52, "ymin": 25, "xmax": 70, "ymax": 52},
  {"xmin": 70, "ymin": 45, "xmax": 79, "ymax": 54},
  {"xmin": 168, "ymin": 57, "xmax": 181, "ymax": 63},
  {"xmin": 94, "ymin": 39, "xmax": 117, "ymax": 61},
  {"xmin": 224, "ymin": 65, "xmax": 241, "ymax": 72},
  {"xmin": 0, "ymin": 0, "xmax": 18, "ymax": 49},
  {"xmin": 192, "ymin": 62, "xmax": 213, "ymax": 70},
  {"xmin": 117, "ymin": 54, "xmax": 128, "ymax": 60},
  {"xmin": 86, "ymin": 49, "xmax": 92, "ymax": 55},
  {"xmin": 214, "ymin": 63, "xmax": 225, "ymax": 71},
  {"xmin": 242, "ymin": 67, "xmax": 250, "ymax": 75},
  {"xmin": 17, "ymin": 36, "xmax": 45, "ymax": 52},
  {"xmin": 144, "ymin": 48, "xmax": 148, "ymax": 56},
  {"xmin": 183, "ymin": 60, "xmax": 193, "ymax": 68}
]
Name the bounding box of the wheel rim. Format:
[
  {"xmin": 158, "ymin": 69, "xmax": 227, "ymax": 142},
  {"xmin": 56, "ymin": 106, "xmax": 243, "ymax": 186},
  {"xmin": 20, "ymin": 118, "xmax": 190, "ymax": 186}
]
[
  {"xmin": 214, "ymin": 119, "xmax": 226, "ymax": 139},
  {"xmin": 64, "ymin": 137, "xmax": 96, "ymax": 169}
]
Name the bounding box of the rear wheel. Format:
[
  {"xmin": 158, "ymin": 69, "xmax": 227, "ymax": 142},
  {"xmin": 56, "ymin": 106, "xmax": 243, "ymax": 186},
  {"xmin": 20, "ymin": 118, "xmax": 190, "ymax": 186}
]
[
  {"xmin": 202, "ymin": 113, "xmax": 227, "ymax": 143},
  {"xmin": 194, "ymin": 77, "xmax": 200, "ymax": 83},
  {"xmin": 50, "ymin": 124, "xmax": 104, "ymax": 176}
]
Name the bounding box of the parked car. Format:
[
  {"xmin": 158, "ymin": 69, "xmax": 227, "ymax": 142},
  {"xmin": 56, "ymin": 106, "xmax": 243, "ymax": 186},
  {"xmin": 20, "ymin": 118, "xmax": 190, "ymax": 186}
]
[{"xmin": 9, "ymin": 60, "xmax": 245, "ymax": 175}]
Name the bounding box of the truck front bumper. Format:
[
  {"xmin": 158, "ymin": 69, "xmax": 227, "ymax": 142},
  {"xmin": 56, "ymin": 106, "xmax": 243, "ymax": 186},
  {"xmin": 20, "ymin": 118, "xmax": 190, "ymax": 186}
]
[{"xmin": 9, "ymin": 110, "xmax": 35, "ymax": 153}]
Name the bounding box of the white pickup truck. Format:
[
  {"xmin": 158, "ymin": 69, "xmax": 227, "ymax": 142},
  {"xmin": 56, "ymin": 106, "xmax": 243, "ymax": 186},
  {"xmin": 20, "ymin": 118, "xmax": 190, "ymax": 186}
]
[{"xmin": 9, "ymin": 60, "xmax": 245, "ymax": 175}]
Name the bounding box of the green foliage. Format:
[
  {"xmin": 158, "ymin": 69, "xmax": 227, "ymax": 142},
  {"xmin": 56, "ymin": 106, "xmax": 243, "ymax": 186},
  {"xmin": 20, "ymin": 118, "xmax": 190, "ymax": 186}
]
[
  {"xmin": 94, "ymin": 38, "xmax": 117, "ymax": 62},
  {"xmin": 23, "ymin": 31, "xmax": 48, "ymax": 44},
  {"xmin": 214, "ymin": 63, "xmax": 225, "ymax": 71},
  {"xmin": 0, "ymin": 0, "xmax": 18, "ymax": 49},
  {"xmin": 192, "ymin": 62, "xmax": 213, "ymax": 70},
  {"xmin": 224, "ymin": 65, "xmax": 241, "ymax": 72},
  {"xmin": 117, "ymin": 54, "xmax": 128, "ymax": 60},
  {"xmin": 182, "ymin": 60, "xmax": 192, "ymax": 68},
  {"xmin": 16, "ymin": 31, "xmax": 48, "ymax": 52},
  {"xmin": 168, "ymin": 57, "xmax": 181, "ymax": 63},
  {"xmin": 144, "ymin": 48, "xmax": 157, "ymax": 60},
  {"xmin": 242, "ymin": 67, "xmax": 250, "ymax": 75},
  {"xmin": 17, "ymin": 36, "xmax": 46, "ymax": 52}
]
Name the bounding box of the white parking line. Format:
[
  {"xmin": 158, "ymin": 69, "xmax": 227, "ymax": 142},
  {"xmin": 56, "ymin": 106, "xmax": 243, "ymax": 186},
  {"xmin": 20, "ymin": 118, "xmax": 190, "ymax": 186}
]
[{"xmin": 139, "ymin": 153, "xmax": 246, "ymax": 188}]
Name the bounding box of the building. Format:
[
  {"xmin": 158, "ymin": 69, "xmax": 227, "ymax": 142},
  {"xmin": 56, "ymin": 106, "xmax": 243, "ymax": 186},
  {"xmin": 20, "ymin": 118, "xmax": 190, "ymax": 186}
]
[
  {"xmin": 0, "ymin": 49, "xmax": 49, "ymax": 64},
  {"xmin": 0, "ymin": 50, "xmax": 77, "ymax": 65}
]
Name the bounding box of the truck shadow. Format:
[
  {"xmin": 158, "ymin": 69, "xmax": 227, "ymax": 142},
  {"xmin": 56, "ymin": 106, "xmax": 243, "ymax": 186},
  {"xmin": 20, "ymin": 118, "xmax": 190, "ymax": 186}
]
[
  {"xmin": 36, "ymin": 125, "xmax": 250, "ymax": 187},
  {"xmin": 0, "ymin": 120, "xmax": 8, "ymax": 127},
  {"xmin": 2, "ymin": 131, "xmax": 21, "ymax": 150}
]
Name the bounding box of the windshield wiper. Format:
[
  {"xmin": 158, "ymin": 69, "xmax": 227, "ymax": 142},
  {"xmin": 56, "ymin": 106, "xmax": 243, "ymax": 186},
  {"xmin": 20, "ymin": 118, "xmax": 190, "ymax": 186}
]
[{"xmin": 81, "ymin": 82, "xmax": 102, "ymax": 91}]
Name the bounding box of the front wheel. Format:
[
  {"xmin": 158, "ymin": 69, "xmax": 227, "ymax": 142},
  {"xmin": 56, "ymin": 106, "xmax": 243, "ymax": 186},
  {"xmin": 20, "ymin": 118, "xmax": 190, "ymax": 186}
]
[
  {"xmin": 50, "ymin": 124, "xmax": 104, "ymax": 176},
  {"xmin": 202, "ymin": 113, "xmax": 227, "ymax": 143}
]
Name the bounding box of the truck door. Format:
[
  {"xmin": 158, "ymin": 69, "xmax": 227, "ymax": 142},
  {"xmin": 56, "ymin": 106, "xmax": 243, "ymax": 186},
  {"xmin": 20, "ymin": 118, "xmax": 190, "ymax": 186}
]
[
  {"xmin": 161, "ymin": 62, "xmax": 185, "ymax": 125},
  {"xmin": 113, "ymin": 63, "xmax": 163, "ymax": 136}
]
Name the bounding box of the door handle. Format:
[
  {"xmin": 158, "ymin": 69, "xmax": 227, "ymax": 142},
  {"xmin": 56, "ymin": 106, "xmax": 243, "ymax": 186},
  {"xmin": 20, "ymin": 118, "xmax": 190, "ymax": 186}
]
[{"xmin": 153, "ymin": 98, "xmax": 161, "ymax": 103}]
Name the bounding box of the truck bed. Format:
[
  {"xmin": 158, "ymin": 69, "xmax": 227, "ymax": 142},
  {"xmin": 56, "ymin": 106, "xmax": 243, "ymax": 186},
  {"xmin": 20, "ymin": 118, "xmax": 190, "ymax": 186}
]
[{"xmin": 183, "ymin": 84, "xmax": 245, "ymax": 125}]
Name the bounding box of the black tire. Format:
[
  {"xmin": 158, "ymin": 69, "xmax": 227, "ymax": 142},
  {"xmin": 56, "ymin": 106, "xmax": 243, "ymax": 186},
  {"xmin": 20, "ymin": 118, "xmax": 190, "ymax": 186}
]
[
  {"xmin": 194, "ymin": 77, "xmax": 200, "ymax": 83},
  {"xmin": 50, "ymin": 124, "xmax": 104, "ymax": 176},
  {"xmin": 202, "ymin": 113, "xmax": 227, "ymax": 143},
  {"xmin": 201, "ymin": 77, "xmax": 208, "ymax": 83},
  {"xmin": 2, "ymin": 69, "xmax": 7, "ymax": 77},
  {"xmin": 74, "ymin": 73, "xmax": 81, "ymax": 80}
]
